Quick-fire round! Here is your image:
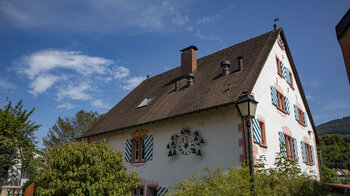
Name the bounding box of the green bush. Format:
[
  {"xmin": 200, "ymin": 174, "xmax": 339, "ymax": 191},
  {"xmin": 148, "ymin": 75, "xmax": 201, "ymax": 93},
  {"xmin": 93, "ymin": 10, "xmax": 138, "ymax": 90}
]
[
  {"xmin": 170, "ymin": 154, "xmax": 333, "ymax": 196},
  {"xmin": 34, "ymin": 141, "xmax": 139, "ymax": 195}
]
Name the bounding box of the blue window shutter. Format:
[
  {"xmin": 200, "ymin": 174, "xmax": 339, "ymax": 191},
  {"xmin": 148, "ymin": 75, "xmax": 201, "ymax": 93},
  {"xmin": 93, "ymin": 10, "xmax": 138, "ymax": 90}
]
[
  {"xmin": 292, "ymin": 138, "xmax": 299, "ymax": 161},
  {"xmin": 294, "ymin": 105, "xmax": 299, "ymax": 121},
  {"xmin": 278, "ymin": 131, "xmax": 286, "ymax": 158},
  {"xmin": 285, "ymin": 96, "xmax": 290, "ymax": 115},
  {"xmin": 286, "ymin": 69, "xmax": 291, "ymax": 84},
  {"xmin": 157, "ymin": 187, "xmax": 168, "ymax": 196},
  {"xmin": 252, "ymin": 118, "xmax": 261, "ymax": 143},
  {"xmin": 144, "ymin": 135, "xmax": 153, "ymax": 161},
  {"xmin": 303, "ymin": 112, "xmax": 307, "ymax": 126},
  {"xmin": 270, "ymin": 85, "xmax": 278, "ymax": 106},
  {"xmin": 301, "ymin": 141, "xmax": 307, "ymax": 163},
  {"xmin": 125, "ymin": 138, "xmax": 132, "ymax": 162},
  {"xmin": 311, "ymin": 145, "xmax": 315, "ymax": 165}
]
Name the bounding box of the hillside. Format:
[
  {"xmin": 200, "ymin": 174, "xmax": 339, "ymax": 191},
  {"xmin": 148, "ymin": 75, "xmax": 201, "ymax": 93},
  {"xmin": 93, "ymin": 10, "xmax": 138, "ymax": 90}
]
[{"xmin": 316, "ymin": 116, "xmax": 350, "ymax": 136}]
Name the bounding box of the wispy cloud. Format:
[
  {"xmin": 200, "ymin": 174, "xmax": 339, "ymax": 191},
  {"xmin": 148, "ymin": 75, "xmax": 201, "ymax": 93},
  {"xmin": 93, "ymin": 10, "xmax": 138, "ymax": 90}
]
[
  {"xmin": 57, "ymin": 83, "xmax": 92, "ymax": 101},
  {"xmin": 0, "ymin": 0, "xmax": 191, "ymax": 33},
  {"xmin": 0, "ymin": 78, "xmax": 16, "ymax": 90},
  {"xmin": 197, "ymin": 15, "xmax": 220, "ymax": 24},
  {"xmin": 56, "ymin": 102, "xmax": 76, "ymax": 110},
  {"xmin": 91, "ymin": 99, "xmax": 110, "ymax": 109},
  {"xmin": 187, "ymin": 26, "xmax": 223, "ymax": 42},
  {"xmin": 123, "ymin": 76, "xmax": 146, "ymax": 90},
  {"xmin": 322, "ymin": 101, "xmax": 350, "ymax": 111}
]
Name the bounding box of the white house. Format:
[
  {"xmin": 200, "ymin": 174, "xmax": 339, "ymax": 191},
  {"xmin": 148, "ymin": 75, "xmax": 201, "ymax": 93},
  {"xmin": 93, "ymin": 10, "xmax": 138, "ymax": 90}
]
[{"xmin": 82, "ymin": 28, "xmax": 320, "ymax": 196}]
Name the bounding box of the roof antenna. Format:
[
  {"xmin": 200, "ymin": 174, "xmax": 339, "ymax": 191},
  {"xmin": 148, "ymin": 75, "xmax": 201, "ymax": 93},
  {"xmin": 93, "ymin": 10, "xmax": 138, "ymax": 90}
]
[{"xmin": 273, "ymin": 18, "xmax": 279, "ymax": 30}]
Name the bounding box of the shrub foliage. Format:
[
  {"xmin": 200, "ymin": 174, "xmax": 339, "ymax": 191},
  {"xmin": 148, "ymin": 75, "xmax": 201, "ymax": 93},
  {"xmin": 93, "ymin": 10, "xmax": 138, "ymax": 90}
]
[
  {"xmin": 34, "ymin": 141, "xmax": 139, "ymax": 195},
  {"xmin": 170, "ymin": 154, "xmax": 333, "ymax": 196}
]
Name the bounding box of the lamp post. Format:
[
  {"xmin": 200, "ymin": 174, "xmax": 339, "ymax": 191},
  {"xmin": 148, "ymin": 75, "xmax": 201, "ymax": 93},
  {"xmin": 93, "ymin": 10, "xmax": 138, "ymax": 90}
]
[{"xmin": 235, "ymin": 92, "xmax": 258, "ymax": 193}]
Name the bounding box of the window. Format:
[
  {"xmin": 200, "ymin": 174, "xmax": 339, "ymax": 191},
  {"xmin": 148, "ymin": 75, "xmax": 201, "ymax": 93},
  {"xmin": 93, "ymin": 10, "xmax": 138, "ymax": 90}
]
[
  {"xmin": 276, "ymin": 57, "xmax": 282, "ymax": 76},
  {"xmin": 277, "ymin": 91, "xmax": 286, "ymax": 113},
  {"xmin": 277, "ymin": 34, "xmax": 285, "ymax": 50},
  {"xmin": 259, "ymin": 121, "xmax": 267, "ymax": 146},
  {"xmin": 132, "ymin": 186, "xmax": 145, "ymax": 196},
  {"xmin": 289, "ymin": 71, "xmax": 294, "ymax": 89},
  {"xmin": 284, "ymin": 134, "xmax": 295, "ymax": 160},
  {"xmin": 137, "ymin": 97, "xmax": 153, "ymax": 108},
  {"xmin": 132, "ymin": 136, "xmax": 146, "ymax": 162},
  {"xmin": 147, "ymin": 186, "xmax": 158, "ymax": 196},
  {"xmin": 298, "ymin": 108, "xmax": 305, "ymax": 126},
  {"xmin": 305, "ymin": 143, "xmax": 312, "ymax": 165}
]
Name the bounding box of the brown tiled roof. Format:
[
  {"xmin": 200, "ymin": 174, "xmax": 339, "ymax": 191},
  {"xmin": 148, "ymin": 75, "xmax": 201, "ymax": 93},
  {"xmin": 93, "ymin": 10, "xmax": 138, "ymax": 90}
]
[{"xmin": 83, "ymin": 28, "xmax": 317, "ymax": 141}]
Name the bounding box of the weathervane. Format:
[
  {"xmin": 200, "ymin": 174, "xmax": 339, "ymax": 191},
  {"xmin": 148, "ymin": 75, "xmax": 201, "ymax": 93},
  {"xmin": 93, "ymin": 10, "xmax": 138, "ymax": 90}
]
[{"xmin": 273, "ymin": 18, "xmax": 279, "ymax": 30}]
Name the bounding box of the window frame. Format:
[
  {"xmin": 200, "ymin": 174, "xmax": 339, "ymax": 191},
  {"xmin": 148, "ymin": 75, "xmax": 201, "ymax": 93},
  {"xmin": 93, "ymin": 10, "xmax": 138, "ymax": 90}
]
[
  {"xmin": 284, "ymin": 134, "xmax": 295, "ymax": 160},
  {"xmin": 298, "ymin": 108, "xmax": 306, "ymax": 126},
  {"xmin": 258, "ymin": 121, "xmax": 267, "ymax": 147},
  {"xmin": 289, "ymin": 71, "xmax": 294, "ymax": 89},
  {"xmin": 131, "ymin": 135, "xmax": 146, "ymax": 163},
  {"xmin": 276, "ymin": 57, "xmax": 283, "ymax": 77},
  {"xmin": 147, "ymin": 185, "xmax": 158, "ymax": 196},
  {"xmin": 276, "ymin": 91, "xmax": 286, "ymax": 113},
  {"xmin": 304, "ymin": 143, "xmax": 313, "ymax": 165},
  {"xmin": 132, "ymin": 186, "xmax": 145, "ymax": 196}
]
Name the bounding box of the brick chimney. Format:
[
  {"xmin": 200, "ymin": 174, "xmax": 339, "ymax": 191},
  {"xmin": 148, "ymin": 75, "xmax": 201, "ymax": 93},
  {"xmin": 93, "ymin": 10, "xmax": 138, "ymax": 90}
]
[{"xmin": 180, "ymin": 46, "xmax": 198, "ymax": 75}]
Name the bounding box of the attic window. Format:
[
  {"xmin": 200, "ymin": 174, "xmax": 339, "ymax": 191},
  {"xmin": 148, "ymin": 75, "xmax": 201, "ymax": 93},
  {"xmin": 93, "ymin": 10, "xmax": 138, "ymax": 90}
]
[{"xmin": 137, "ymin": 97, "xmax": 153, "ymax": 108}]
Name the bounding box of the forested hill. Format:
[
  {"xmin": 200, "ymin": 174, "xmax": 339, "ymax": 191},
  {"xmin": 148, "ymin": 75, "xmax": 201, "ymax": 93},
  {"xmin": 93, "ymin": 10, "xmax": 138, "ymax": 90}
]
[{"xmin": 316, "ymin": 116, "xmax": 350, "ymax": 136}]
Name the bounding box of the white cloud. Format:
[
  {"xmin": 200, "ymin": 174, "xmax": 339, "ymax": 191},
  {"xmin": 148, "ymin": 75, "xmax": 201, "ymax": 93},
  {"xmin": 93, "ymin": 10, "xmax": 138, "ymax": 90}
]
[
  {"xmin": 0, "ymin": 78, "xmax": 16, "ymax": 90},
  {"xmin": 57, "ymin": 102, "xmax": 76, "ymax": 110},
  {"xmin": 187, "ymin": 27, "xmax": 223, "ymax": 42},
  {"xmin": 91, "ymin": 99, "xmax": 110, "ymax": 109},
  {"xmin": 0, "ymin": 0, "xmax": 191, "ymax": 33},
  {"xmin": 57, "ymin": 83, "xmax": 92, "ymax": 101},
  {"xmin": 28, "ymin": 74, "xmax": 61, "ymax": 96},
  {"xmin": 123, "ymin": 76, "xmax": 146, "ymax": 90},
  {"xmin": 114, "ymin": 66, "xmax": 130, "ymax": 79},
  {"xmin": 197, "ymin": 15, "xmax": 220, "ymax": 24}
]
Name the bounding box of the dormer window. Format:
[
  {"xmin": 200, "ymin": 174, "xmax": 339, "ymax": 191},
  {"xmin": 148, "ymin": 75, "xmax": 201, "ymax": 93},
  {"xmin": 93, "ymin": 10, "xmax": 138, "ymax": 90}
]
[{"xmin": 137, "ymin": 97, "xmax": 154, "ymax": 108}]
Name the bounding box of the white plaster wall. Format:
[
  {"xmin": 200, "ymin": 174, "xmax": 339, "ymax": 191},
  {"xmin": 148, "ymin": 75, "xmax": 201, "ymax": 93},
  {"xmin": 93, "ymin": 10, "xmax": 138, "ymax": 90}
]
[
  {"xmin": 90, "ymin": 105, "xmax": 243, "ymax": 187},
  {"xmin": 251, "ymin": 36, "xmax": 320, "ymax": 179}
]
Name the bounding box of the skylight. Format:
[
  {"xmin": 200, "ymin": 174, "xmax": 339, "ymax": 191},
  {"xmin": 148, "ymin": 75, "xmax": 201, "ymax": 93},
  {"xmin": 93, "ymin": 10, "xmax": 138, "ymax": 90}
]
[{"xmin": 137, "ymin": 97, "xmax": 153, "ymax": 108}]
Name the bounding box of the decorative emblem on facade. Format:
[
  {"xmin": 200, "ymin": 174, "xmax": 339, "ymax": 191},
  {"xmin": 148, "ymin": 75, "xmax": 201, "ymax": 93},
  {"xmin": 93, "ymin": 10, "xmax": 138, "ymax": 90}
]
[{"xmin": 167, "ymin": 127, "xmax": 204, "ymax": 157}]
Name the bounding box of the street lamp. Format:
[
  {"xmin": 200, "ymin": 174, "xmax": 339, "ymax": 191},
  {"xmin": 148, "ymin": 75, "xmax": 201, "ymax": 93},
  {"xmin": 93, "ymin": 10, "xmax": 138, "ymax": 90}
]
[{"xmin": 235, "ymin": 91, "xmax": 258, "ymax": 192}]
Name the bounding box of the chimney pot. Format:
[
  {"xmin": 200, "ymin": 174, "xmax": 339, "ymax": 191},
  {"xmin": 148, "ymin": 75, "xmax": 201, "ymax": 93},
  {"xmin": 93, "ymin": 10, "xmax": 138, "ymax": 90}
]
[
  {"xmin": 186, "ymin": 73, "xmax": 195, "ymax": 87},
  {"xmin": 180, "ymin": 46, "xmax": 198, "ymax": 75},
  {"xmin": 237, "ymin": 56, "xmax": 243, "ymax": 72},
  {"xmin": 220, "ymin": 60, "xmax": 231, "ymax": 76}
]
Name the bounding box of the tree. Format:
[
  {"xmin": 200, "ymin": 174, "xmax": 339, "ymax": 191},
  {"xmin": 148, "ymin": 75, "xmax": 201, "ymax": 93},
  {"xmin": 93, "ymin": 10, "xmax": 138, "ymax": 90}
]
[
  {"xmin": 318, "ymin": 134, "xmax": 350, "ymax": 169},
  {"xmin": 0, "ymin": 99, "xmax": 41, "ymax": 186},
  {"xmin": 34, "ymin": 141, "xmax": 139, "ymax": 195},
  {"xmin": 43, "ymin": 110, "xmax": 102, "ymax": 149}
]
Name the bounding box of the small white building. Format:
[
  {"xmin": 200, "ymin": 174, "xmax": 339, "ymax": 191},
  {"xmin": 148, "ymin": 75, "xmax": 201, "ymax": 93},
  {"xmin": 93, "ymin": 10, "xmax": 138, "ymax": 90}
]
[{"xmin": 83, "ymin": 28, "xmax": 320, "ymax": 196}]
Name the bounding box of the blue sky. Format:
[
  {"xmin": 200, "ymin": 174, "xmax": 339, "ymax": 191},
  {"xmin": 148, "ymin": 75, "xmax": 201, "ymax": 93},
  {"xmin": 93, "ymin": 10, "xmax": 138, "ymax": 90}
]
[{"xmin": 0, "ymin": 0, "xmax": 349, "ymax": 147}]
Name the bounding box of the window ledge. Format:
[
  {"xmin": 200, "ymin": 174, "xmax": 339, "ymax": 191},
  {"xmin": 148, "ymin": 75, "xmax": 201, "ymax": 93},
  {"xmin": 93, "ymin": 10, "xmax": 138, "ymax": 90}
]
[
  {"xmin": 259, "ymin": 143, "xmax": 268, "ymax": 148},
  {"xmin": 277, "ymin": 107, "xmax": 287, "ymax": 114},
  {"xmin": 298, "ymin": 121, "xmax": 306, "ymax": 127},
  {"xmin": 130, "ymin": 160, "xmax": 146, "ymax": 164},
  {"xmin": 305, "ymin": 162, "xmax": 313, "ymax": 166}
]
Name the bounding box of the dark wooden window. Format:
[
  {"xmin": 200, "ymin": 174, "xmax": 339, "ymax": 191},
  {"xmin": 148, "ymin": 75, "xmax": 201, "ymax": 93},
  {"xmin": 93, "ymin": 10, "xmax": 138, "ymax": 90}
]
[
  {"xmin": 298, "ymin": 108, "xmax": 305, "ymax": 126},
  {"xmin": 259, "ymin": 121, "xmax": 267, "ymax": 147},
  {"xmin": 132, "ymin": 186, "xmax": 145, "ymax": 196},
  {"xmin": 276, "ymin": 91, "xmax": 286, "ymax": 113},
  {"xmin": 305, "ymin": 143, "xmax": 312, "ymax": 165},
  {"xmin": 289, "ymin": 71, "xmax": 294, "ymax": 89},
  {"xmin": 276, "ymin": 57, "xmax": 282, "ymax": 76},
  {"xmin": 284, "ymin": 134, "xmax": 295, "ymax": 160},
  {"xmin": 147, "ymin": 186, "xmax": 158, "ymax": 196},
  {"xmin": 131, "ymin": 136, "xmax": 146, "ymax": 162}
]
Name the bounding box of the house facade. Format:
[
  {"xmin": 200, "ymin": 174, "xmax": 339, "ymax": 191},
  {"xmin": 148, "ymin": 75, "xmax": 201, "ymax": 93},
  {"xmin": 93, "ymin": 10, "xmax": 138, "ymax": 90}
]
[{"xmin": 83, "ymin": 28, "xmax": 320, "ymax": 196}]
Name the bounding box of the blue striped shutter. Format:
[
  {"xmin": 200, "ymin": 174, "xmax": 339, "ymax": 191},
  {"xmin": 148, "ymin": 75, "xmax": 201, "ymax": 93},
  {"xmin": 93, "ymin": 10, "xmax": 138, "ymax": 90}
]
[
  {"xmin": 301, "ymin": 141, "xmax": 307, "ymax": 163},
  {"xmin": 270, "ymin": 86, "xmax": 278, "ymax": 106},
  {"xmin": 282, "ymin": 61, "xmax": 288, "ymax": 79},
  {"xmin": 125, "ymin": 138, "xmax": 132, "ymax": 162},
  {"xmin": 294, "ymin": 105, "xmax": 299, "ymax": 121},
  {"xmin": 311, "ymin": 145, "xmax": 315, "ymax": 165},
  {"xmin": 252, "ymin": 118, "xmax": 261, "ymax": 143},
  {"xmin": 285, "ymin": 96, "xmax": 290, "ymax": 115},
  {"xmin": 157, "ymin": 187, "xmax": 168, "ymax": 196},
  {"xmin": 292, "ymin": 138, "xmax": 299, "ymax": 161},
  {"xmin": 303, "ymin": 112, "xmax": 307, "ymax": 126},
  {"xmin": 144, "ymin": 135, "xmax": 153, "ymax": 160},
  {"xmin": 278, "ymin": 131, "xmax": 286, "ymax": 158}
]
